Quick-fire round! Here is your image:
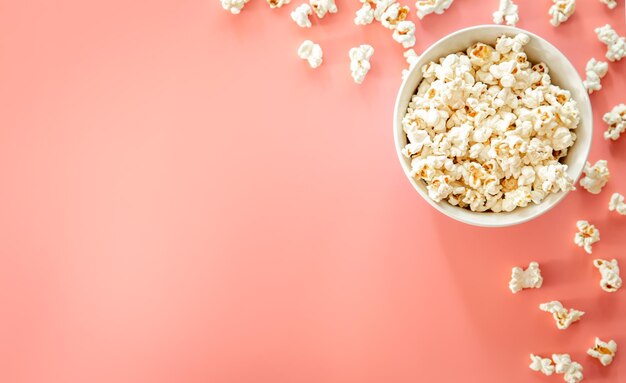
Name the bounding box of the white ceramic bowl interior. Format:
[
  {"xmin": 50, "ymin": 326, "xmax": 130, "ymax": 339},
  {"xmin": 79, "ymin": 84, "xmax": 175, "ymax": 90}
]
[{"xmin": 394, "ymin": 25, "xmax": 592, "ymax": 227}]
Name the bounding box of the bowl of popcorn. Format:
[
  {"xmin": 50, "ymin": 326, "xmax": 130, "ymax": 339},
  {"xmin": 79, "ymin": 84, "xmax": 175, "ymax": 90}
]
[{"xmin": 394, "ymin": 25, "xmax": 592, "ymax": 227}]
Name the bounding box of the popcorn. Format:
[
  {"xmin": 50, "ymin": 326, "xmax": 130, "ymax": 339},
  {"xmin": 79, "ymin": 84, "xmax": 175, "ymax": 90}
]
[
  {"xmin": 574, "ymin": 220, "xmax": 600, "ymax": 254},
  {"xmin": 380, "ymin": 2, "xmax": 409, "ymax": 29},
  {"xmin": 509, "ymin": 261, "xmax": 543, "ymax": 293},
  {"xmin": 552, "ymin": 354, "xmax": 584, "ymax": 383},
  {"xmin": 609, "ymin": 193, "xmax": 626, "ymax": 215},
  {"xmin": 493, "ymin": 0, "xmax": 519, "ymax": 27},
  {"xmin": 267, "ymin": 0, "xmax": 290, "ymax": 8},
  {"xmin": 587, "ymin": 338, "xmax": 617, "ymax": 366},
  {"xmin": 549, "ymin": 0, "xmax": 576, "ymax": 27},
  {"xmin": 402, "ymin": 49, "xmax": 420, "ymax": 79},
  {"xmin": 539, "ymin": 301, "xmax": 584, "ymax": 330},
  {"xmin": 354, "ymin": 1, "xmax": 375, "ymax": 25},
  {"xmin": 530, "ymin": 354, "xmax": 555, "ymax": 375},
  {"xmin": 401, "ymin": 33, "xmax": 579, "ymax": 212},
  {"xmin": 221, "ymin": 0, "xmax": 249, "ymax": 14},
  {"xmin": 579, "ymin": 160, "xmax": 610, "ymax": 194},
  {"xmin": 291, "ymin": 4, "xmax": 313, "ymax": 27},
  {"xmin": 415, "ymin": 0, "xmax": 454, "ymax": 19},
  {"xmin": 600, "ymin": 0, "xmax": 617, "ymax": 9},
  {"xmin": 297, "ymin": 40, "xmax": 323, "ymax": 69},
  {"xmin": 310, "ymin": 0, "xmax": 337, "ymax": 18},
  {"xmin": 392, "ymin": 21, "xmax": 416, "ymax": 48},
  {"xmin": 595, "ymin": 24, "xmax": 626, "ymax": 62},
  {"xmin": 603, "ymin": 103, "xmax": 626, "ymax": 141},
  {"xmin": 593, "ymin": 259, "xmax": 622, "ymax": 292},
  {"xmin": 349, "ymin": 44, "xmax": 374, "ymax": 84},
  {"xmin": 582, "ymin": 58, "xmax": 608, "ymax": 94}
]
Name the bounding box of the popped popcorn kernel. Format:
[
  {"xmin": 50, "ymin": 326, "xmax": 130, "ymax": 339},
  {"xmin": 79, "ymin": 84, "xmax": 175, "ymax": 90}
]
[
  {"xmin": 587, "ymin": 337, "xmax": 617, "ymax": 366},
  {"xmin": 221, "ymin": 0, "xmax": 249, "ymax": 14},
  {"xmin": 493, "ymin": 0, "xmax": 519, "ymax": 27},
  {"xmin": 509, "ymin": 261, "xmax": 543, "ymax": 293},
  {"xmin": 549, "ymin": 0, "xmax": 576, "ymax": 27},
  {"xmin": 415, "ymin": 0, "xmax": 454, "ymax": 19},
  {"xmin": 540, "ymin": 301, "xmax": 584, "ymax": 330},
  {"xmin": 593, "ymin": 259, "xmax": 622, "ymax": 292},
  {"xmin": 600, "ymin": 0, "xmax": 617, "ymax": 9},
  {"xmin": 609, "ymin": 193, "xmax": 626, "ymax": 215},
  {"xmin": 582, "ymin": 58, "xmax": 608, "ymax": 94},
  {"xmin": 530, "ymin": 354, "xmax": 555, "ymax": 375},
  {"xmin": 354, "ymin": 1, "xmax": 375, "ymax": 25},
  {"xmin": 297, "ymin": 40, "xmax": 323, "ymax": 69},
  {"xmin": 579, "ymin": 160, "xmax": 610, "ymax": 194},
  {"xmin": 552, "ymin": 354, "xmax": 584, "ymax": 383},
  {"xmin": 402, "ymin": 49, "xmax": 420, "ymax": 79},
  {"xmin": 310, "ymin": 0, "xmax": 337, "ymax": 18},
  {"xmin": 574, "ymin": 220, "xmax": 599, "ymax": 254},
  {"xmin": 392, "ymin": 20, "xmax": 416, "ymax": 48},
  {"xmin": 603, "ymin": 103, "xmax": 626, "ymax": 141},
  {"xmin": 291, "ymin": 4, "xmax": 313, "ymax": 27},
  {"xmin": 267, "ymin": 0, "xmax": 290, "ymax": 8},
  {"xmin": 349, "ymin": 44, "xmax": 374, "ymax": 84}
]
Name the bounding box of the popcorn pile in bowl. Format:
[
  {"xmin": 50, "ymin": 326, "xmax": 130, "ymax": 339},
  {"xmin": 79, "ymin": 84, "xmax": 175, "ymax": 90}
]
[{"xmin": 401, "ymin": 33, "xmax": 580, "ymax": 213}]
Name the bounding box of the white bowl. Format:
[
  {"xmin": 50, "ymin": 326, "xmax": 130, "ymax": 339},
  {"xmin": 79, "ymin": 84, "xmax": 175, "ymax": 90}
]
[{"xmin": 393, "ymin": 25, "xmax": 592, "ymax": 227}]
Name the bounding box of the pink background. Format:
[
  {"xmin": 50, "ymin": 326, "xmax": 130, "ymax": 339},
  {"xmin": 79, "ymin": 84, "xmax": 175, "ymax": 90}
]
[{"xmin": 1, "ymin": 0, "xmax": 625, "ymax": 382}]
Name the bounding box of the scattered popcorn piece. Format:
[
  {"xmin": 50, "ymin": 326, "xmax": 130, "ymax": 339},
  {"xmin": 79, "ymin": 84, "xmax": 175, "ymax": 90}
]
[
  {"xmin": 267, "ymin": 0, "xmax": 290, "ymax": 8},
  {"xmin": 549, "ymin": 0, "xmax": 576, "ymax": 27},
  {"xmin": 595, "ymin": 24, "xmax": 626, "ymax": 62},
  {"xmin": 593, "ymin": 259, "xmax": 622, "ymax": 292},
  {"xmin": 552, "ymin": 354, "xmax": 584, "ymax": 383},
  {"xmin": 579, "ymin": 160, "xmax": 610, "ymax": 194},
  {"xmin": 402, "ymin": 48, "xmax": 419, "ymax": 79},
  {"xmin": 540, "ymin": 301, "xmax": 584, "ymax": 330},
  {"xmin": 354, "ymin": 1, "xmax": 375, "ymax": 25},
  {"xmin": 401, "ymin": 33, "xmax": 579, "ymax": 212},
  {"xmin": 310, "ymin": 0, "xmax": 337, "ymax": 18},
  {"xmin": 603, "ymin": 103, "xmax": 626, "ymax": 141},
  {"xmin": 381, "ymin": 2, "xmax": 410, "ymax": 29},
  {"xmin": 600, "ymin": 0, "xmax": 617, "ymax": 9},
  {"xmin": 609, "ymin": 193, "xmax": 626, "ymax": 215},
  {"xmin": 392, "ymin": 20, "xmax": 416, "ymax": 48},
  {"xmin": 415, "ymin": 0, "xmax": 454, "ymax": 19},
  {"xmin": 509, "ymin": 262, "xmax": 543, "ymax": 293},
  {"xmin": 574, "ymin": 220, "xmax": 600, "ymax": 254},
  {"xmin": 221, "ymin": 0, "xmax": 249, "ymax": 14},
  {"xmin": 291, "ymin": 4, "xmax": 313, "ymax": 27},
  {"xmin": 587, "ymin": 338, "xmax": 617, "ymax": 366},
  {"xmin": 530, "ymin": 354, "xmax": 555, "ymax": 376},
  {"xmin": 582, "ymin": 58, "xmax": 608, "ymax": 94},
  {"xmin": 493, "ymin": 0, "xmax": 519, "ymax": 27},
  {"xmin": 297, "ymin": 40, "xmax": 323, "ymax": 69},
  {"xmin": 349, "ymin": 44, "xmax": 374, "ymax": 84}
]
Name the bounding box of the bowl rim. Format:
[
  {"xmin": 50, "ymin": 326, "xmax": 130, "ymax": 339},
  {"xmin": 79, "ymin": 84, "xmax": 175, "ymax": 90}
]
[{"xmin": 393, "ymin": 24, "xmax": 592, "ymax": 228}]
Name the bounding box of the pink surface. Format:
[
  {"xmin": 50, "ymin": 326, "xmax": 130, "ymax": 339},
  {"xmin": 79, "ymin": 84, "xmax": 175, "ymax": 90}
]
[{"xmin": 1, "ymin": 0, "xmax": 625, "ymax": 382}]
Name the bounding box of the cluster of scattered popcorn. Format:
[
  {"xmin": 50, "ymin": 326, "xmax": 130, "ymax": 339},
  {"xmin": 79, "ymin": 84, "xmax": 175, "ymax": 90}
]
[
  {"xmin": 402, "ymin": 33, "xmax": 580, "ymax": 212},
  {"xmin": 530, "ymin": 354, "xmax": 583, "ymax": 383},
  {"xmin": 492, "ymin": 0, "xmax": 519, "ymax": 27},
  {"xmin": 595, "ymin": 24, "xmax": 626, "ymax": 62},
  {"xmin": 549, "ymin": 0, "xmax": 576, "ymax": 27},
  {"xmin": 353, "ymin": 0, "xmax": 416, "ymax": 49},
  {"xmin": 530, "ymin": 339, "xmax": 617, "ymax": 381}
]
